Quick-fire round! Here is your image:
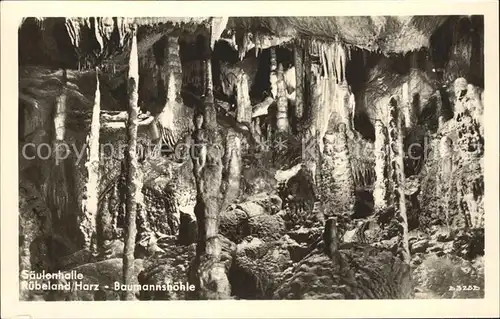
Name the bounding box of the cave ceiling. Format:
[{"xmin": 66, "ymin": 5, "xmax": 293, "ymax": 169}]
[
  {"xmin": 19, "ymin": 16, "xmax": 450, "ymax": 69},
  {"xmin": 18, "ymin": 16, "xmax": 465, "ymax": 117}
]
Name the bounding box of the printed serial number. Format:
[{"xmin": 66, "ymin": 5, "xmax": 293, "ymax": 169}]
[{"xmin": 448, "ymin": 285, "xmax": 481, "ymax": 291}]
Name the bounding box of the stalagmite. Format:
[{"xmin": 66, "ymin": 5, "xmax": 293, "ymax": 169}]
[
  {"xmin": 236, "ymin": 71, "xmax": 252, "ymax": 124},
  {"xmin": 323, "ymin": 217, "xmax": 340, "ymax": 262},
  {"xmin": 436, "ymin": 90, "xmax": 444, "ymax": 129},
  {"xmin": 294, "ymin": 45, "xmax": 304, "ymax": 119},
  {"xmin": 331, "ymin": 123, "xmax": 356, "ymax": 225},
  {"xmin": 122, "ymin": 27, "xmax": 140, "ymax": 301},
  {"xmin": 451, "ymin": 80, "xmax": 484, "ymax": 229},
  {"xmin": 300, "ymin": 55, "xmax": 321, "ymax": 186},
  {"xmin": 154, "ymin": 35, "xmax": 182, "ymax": 148},
  {"xmin": 191, "ymin": 40, "xmax": 229, "ymax": 299},
  {"xmin": 79, "ymin": 70, "xmax": 101, "ymax": 252},
  {"xmin": 439, "ymin": 136, "xmax": 453, "ymax": 226},
  {"xmin": 269, "ymin": 47, "xmax": 278, "ymax": 98},
  {"xmin": 401, "ymin": 82, "xmax": 413, "ymax": 128},
  {"xmin": 166, "ymin": 36, "xmax": 182, "ymax": 102},
  {"xmin": 54, "ymin": 71, "xmax": 67, "ymax": 142},
  {"xmin": 373, "ymin": 120, "xmax": 389, "ymax": 216},
  {"xmin": 222, "ymin": 130, "xmax": 242, "ymax": 209},
  {"xmin": 157, "ymin": 71, "xmax": 178, "ymax": 147},
  {"xmin": 348, "ymin": 92, "xmax": 356, "ymax": 133},
  {"xmin": 387, "ymin": 97, "xmax": 410, "ymax": 264},
  {"xmin": 319, "ymin": 133, "xmax": 336, "ymax": 220},
  {"xmin": 276, "ymin": 63, "xmax": 289, "ymax": 132},
  {"xmin": 222, "ymin": 70, "xmax": 250, "ymax": 208}
]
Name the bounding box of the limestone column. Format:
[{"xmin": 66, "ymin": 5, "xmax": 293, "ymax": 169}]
[
  {"xmin": 269, "ymin": 47, "xmax": 278, "ymax": 99},
  {"xmin": 122, "ymin": 27, "xmax": 140, "ymax": 300},
  {"xmin": 387, "ymin": 97, "xmax": 410, "ymax": 264},
  {"xmin": 439, "ymin": 136, "xmax": 453, "ymax": 227},
  {"xmin": 191, "ymin": 38, "xmax": 229, "ymax": 299},
  {"xmin": 222, "ymin": 70, "xmax": 250, "ymax": 208},
  {"xmin": 294, "ymin": 44, "xmax": 304, "ymax": 120},
  {"xmin": 276, "ymin": 63, "xmax": 289, "ymax": 132},
  {"xmin": 373, "ymin": 120, "xmax": 389, "ymax": 217},
  {"xmin": 80, "ymin": 70, "xmax": 101, "ymax": 253},
  {"xmin": 330, "ymin": 123, "xmax": 356, "ymax": 232}
]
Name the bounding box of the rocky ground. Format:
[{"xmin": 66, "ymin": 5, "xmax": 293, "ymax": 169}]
[{"xmin": 20, "ymin": 168, "xmax": 484, "ymax": 301}]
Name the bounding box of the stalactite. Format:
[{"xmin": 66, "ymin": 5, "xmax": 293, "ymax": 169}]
[
  {"xmin": 122, "ymin": 27, "xmax": 139, "ymax": 301},
  {"xmin": 335, "ymin": 42, "xmax": 343, "ymax": 83},
  {"xmin": 373, "ymin": 120, "xmax": 389, "ymax": 217},
  {"xmin": 269, "ymin": 47, "xmax": 278, "ymax": 99},
  {"xmin": 339, "ymin": 42, "xmax": 347, "ymax": 83},
  {"xmin": 154, "ymin": 37, "xmax": 184, "ymax": 152},
  {"xmin": 79, "ymin": 70, "xmax": 101, "ymax": 252},
  {"xmin": 238, "ymin": 32, "xmax": 253, "ymax": 61},
  {"xmin": 294, "ymin": 44, "xmax": 304, "ymax": 119},
  {"xmin": 210, "ymin": 17, "xmax": 228, "ymax": 50},
  {"xmin": 387, "ymin": 97, "xmax": 410, "ymax": 264},
  {"xmin": 276, "ymin": 63, "xmax": 289, "ymax": 132},
  {"xmin": 191, "ymin": 49, "xmax": 229, "ymax": 299}
]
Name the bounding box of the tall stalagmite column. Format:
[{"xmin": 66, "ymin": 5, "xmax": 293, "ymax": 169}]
[
  {"xmin": 166, "ymin": 36, "xmax": 182, "ymax": 102},
  {"xmin": 222, "ymin": 70, "xmax": 250, "ymax": 208},
  {"xmin": 191, "ymin": 37, "xmax": 229, "ymax": 299},
  {"xmin": 54, "ymin": 71, "xmax": 67, "ymax": 142},
  {"xmin": 269, "ymin": 47, "xmax": 278, "ymax": 99},
  {"xmin": 122, "ymin": 27, "xmax": 140, "ymax": 300},
  {"xmin": 276, "ymin": 63, "xmax": 289, "ymax": 132},
  {"xmin": 330, "ymin": 123, "xmax": 356, "ymax": 232},
  {"xmin": 294, "ymin": 44, "xmax": 304, "ymax": 120},
  {"xmin": 452, "ymin": 79, "xmax": 484, "ymax": 229},
  {"xmin": 319, "ymin": 132, "xmax": 335, "ymax": 222},
  {"xmin": 236, "ymin": 70, "xmax": 252, "ymax": 124},
  {"xmin": 387, "ymin": 97, "xmax": 410, "ymax": 264},
  {"xmin": 401, "ymin": 82, "xmax": 414, "ymax": 129},
  {"xmin": 80, "ymin": 70, "xmax": 101, "ymax": 252},
  {"xmin": 439, "ymin": 136, "xmax": 453, "ymax": 227},
  {"xmin": 53, "ymin": 70, "xmax": 69, "ymax": 222},
  {"xmin": 156, "ymin": 36, "xmax": 182, "ymax": 147},
  {"xmin": 373, "ymin": 120, "xmax": 389, "ymax": 217}
]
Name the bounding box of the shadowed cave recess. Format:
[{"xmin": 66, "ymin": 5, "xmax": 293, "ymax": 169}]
[{"xmin": 18, "ymin": 16, "xmax": 484, "ymax": 301}]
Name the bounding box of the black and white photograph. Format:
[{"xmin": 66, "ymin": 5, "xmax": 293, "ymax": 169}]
[{"xmin": 1, "ymin": 1, "xmax": 499, "ymax": 318}]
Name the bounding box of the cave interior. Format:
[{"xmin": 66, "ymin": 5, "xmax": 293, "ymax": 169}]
[{"xmin": 18, "ymin": 16, "xmax": 485, "ymax": 300}]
